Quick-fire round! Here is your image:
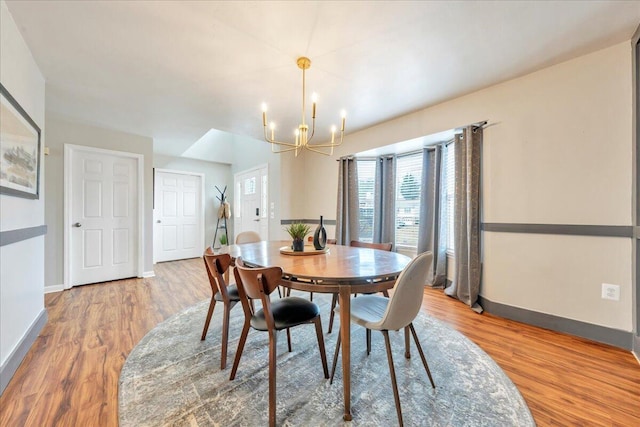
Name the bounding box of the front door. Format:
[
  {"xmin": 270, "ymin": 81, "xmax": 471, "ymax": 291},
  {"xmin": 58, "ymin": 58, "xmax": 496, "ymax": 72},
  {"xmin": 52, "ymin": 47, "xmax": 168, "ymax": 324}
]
[
  {"xmin": 68, "ymin": 146, "xmax": 139, "ymax": 286},
  {"xmin": 153, "ymin": 169, "xmax": 204, "ymax": 263},
  {"xmin": 234, "ymin": 166, "xmax": 268, "ymax": 240}
]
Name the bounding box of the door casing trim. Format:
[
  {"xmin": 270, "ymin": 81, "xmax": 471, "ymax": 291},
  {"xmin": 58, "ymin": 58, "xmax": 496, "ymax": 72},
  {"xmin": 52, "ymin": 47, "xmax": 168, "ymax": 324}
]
[{"xmin": 64, "ymin": 144, "xmax": 144, "ymax": 289}]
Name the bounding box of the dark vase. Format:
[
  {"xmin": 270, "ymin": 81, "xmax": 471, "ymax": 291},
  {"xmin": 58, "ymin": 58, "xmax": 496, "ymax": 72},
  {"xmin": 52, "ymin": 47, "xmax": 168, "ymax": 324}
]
[
  {"xmin": 313, "ymin": 216, "xmax": 327, "ymax": 250},
  {"xmin": 292, "ymin": 238, "xmax": 304, "ymax": 252}
]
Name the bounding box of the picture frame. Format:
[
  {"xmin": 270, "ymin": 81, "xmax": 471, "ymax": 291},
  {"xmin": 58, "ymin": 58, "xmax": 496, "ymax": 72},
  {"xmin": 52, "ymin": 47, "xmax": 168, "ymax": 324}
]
[{"xmin": 0, "ymin": 82, "xmax": 42, "ymax": 199}]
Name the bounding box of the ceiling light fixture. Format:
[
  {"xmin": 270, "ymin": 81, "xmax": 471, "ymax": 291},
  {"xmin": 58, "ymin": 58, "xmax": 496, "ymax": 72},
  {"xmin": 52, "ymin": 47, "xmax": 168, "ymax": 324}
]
[{"xmin": 261, "ymin": 57, "xmax": 345, "ymax": 156}]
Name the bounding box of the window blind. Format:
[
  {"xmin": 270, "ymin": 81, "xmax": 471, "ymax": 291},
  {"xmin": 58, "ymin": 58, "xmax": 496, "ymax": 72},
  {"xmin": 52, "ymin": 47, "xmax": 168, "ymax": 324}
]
[
  {"xmin": 395, "ymin": 153, "xmax": 422, "ymax": 248},
  {"xmin": 356, "ymin": 160, "xmax": 376, "ymax": 242}
]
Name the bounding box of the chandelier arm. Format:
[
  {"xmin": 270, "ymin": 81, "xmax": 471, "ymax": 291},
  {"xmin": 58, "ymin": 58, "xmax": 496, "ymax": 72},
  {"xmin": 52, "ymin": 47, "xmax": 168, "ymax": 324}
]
[
  {"xmin": 306, "ymin": 131, "xmax": 345, "ymax": 148},
  {"xmin": 271, "ymin": 144, "xmax": 301, "ymax": 154},
  {"xmin": 304, "ymin": 145, "xmax": 333, "ymax": 156}
]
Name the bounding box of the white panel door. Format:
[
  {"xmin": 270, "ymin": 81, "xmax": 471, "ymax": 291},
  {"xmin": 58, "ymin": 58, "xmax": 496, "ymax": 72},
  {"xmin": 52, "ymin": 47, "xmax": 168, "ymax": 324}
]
[
  {"xmin": 154, "ymin": 170, "xmax": 204, "ymax": 263},
  {"xmin": 70, "ymin": 149, "xmax": 138, "ymax": 286},
  {"xmin": 235, "ymin": 166, "xmax": 268, "ymax": 240}
]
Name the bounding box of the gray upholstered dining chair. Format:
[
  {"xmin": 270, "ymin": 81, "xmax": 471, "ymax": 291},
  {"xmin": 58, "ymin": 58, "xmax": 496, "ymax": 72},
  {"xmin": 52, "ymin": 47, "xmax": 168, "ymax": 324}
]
[
  {"xmin": 230, "ymin": 257, "xmax": 329, "ymax": 427},
  {"xmin": 235, "ymin": 230, "xmax": 261, "ymax": 244},
  {"xmin": 327, "ymin": 240, "xmax": 393, "ymax": 334},
  {"xmin": 201, "ymin": 247, "xmax": 241, "ymax": 370},
  {"xmin": 329, "ymin": 251, "xmax": 436, "ymax": 427}
]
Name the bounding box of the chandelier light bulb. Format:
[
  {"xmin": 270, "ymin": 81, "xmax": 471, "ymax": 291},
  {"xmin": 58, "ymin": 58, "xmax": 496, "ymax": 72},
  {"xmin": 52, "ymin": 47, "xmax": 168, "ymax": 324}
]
[
  {"xmin": 261, "ymin": 103, "xmax": 268, "ymax": 112},
  {"xmin": 312, "ymin": 93, "xmax": 318, "ymax": 103}
]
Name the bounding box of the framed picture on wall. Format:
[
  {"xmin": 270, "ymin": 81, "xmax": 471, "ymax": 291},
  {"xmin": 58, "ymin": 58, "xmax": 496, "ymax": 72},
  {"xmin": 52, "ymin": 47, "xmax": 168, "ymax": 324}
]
[{"xmin": 0, "ymin": 82, "xmax": 42, "ymax": 199}]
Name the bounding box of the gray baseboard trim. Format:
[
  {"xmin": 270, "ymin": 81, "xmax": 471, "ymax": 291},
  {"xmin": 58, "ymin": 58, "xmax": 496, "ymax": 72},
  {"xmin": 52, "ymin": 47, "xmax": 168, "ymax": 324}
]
[
  {"xmin": 478, "ymin": 296, "xmax": 633, "ymax": 350},
  {"xmin": 481, "ymin": 223, "xmax": 633, "ymax": 238},
  {"xmin": 281, "ymin": 218, "xmax": 337, "ymax": 226},
  {"xmin": 0, "ymin": 308, "xmax": 47, "ymax": 395},
  {"xmin": 0, "ymin": 225, "xmax": 47, "ymax": 247},
  {"xmin": 634, "ymin": 335, "xmax": 640, "ymax": 362}
]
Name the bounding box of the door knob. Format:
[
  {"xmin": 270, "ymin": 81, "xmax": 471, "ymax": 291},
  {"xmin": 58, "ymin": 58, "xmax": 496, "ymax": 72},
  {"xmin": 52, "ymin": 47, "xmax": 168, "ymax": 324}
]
[
  {"xmin": 73, "ymin": 222, "xmax": 82, "ymax": 227},
  {"xmin": 254, "ymin": 219, "xmax": 260, "ymax": 222},
  {"xmin": 157, "ymin": 220, "xmax": 161, "ymax": 223}
]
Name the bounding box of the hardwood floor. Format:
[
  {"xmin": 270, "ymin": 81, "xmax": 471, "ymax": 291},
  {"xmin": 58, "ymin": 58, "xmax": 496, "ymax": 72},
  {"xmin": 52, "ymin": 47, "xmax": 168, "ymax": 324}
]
[{"xmin": 1, "ymin": 257, "xmax": 638, "ymax": 426}]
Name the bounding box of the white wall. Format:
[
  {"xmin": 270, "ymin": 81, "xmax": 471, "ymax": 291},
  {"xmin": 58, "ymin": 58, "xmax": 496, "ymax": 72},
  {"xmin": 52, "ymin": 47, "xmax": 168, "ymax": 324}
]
[
  {"xmin": 0, "ymin": 0, "xmax": 46, "ymax": 368},
  {"xmin": 153, "ymin": 155, "xmax": 232, "ymax": 250},
  {"xmin": 300, "ymin": 42, "xmax": 634, "ymax": 332},
  {"xmin": 44, "ymin": 114, "xmax": 155, "ymax": 286}
]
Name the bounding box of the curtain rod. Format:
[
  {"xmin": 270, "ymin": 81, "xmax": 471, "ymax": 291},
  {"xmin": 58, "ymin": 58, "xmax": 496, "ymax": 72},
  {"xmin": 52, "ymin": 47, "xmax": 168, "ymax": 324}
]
[{"xmin": 337, "ymin": 120, "xmax": 489, "ymax": 161}]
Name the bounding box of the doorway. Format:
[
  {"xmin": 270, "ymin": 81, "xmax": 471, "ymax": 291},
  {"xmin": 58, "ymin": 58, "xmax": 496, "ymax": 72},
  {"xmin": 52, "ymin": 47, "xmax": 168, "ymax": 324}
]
[
  {"xmin": 64, "ymin": 144, "xmax": 143, "ymax": 288},
  {"xmin": 234, "ymin": 165, "xmax": 269, "ymax": 241}
]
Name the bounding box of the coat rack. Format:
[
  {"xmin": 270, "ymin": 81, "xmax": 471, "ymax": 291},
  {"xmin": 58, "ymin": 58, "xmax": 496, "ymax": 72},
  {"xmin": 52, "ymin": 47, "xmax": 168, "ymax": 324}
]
[{"xmin": 213, "ymin": 185, "xmax": 230, "ymax": 248}]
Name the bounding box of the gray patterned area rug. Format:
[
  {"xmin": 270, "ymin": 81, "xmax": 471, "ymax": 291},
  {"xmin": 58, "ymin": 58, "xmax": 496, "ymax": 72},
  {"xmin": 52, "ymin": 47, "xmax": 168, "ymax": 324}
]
[{"xmin": 119, "ymin": 292, "xmax": 535, "ymax": 426}]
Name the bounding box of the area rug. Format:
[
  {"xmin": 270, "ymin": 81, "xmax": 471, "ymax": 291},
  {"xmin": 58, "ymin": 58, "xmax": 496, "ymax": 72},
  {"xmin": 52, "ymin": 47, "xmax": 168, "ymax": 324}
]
[{"xmin": 119, "ymin": 292, "xmax": 535, "ymax": 426}]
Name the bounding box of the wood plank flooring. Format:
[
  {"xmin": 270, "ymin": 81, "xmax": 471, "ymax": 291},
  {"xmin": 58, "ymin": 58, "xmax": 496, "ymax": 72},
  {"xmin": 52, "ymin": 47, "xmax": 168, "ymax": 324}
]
[{"xmin": 1, "ymin": 257, "xmax": 639, "ymax": 426}]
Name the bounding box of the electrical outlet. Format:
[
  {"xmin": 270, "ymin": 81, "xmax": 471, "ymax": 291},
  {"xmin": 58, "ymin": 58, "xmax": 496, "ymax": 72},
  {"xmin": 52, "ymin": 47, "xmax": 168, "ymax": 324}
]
[{"xmin": 601, "ymin": 283, "xmax": 620, "ymax": 301}]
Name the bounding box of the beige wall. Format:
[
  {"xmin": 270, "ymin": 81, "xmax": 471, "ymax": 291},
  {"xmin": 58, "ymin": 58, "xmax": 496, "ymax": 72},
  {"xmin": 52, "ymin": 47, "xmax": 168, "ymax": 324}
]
[
  {"xmin": 298, "ymin": 41, "xmax": 634, "ymax": 332},
  {"xmin": 44, "ymin": 114, "xmax": 154, "ymax": 286}
]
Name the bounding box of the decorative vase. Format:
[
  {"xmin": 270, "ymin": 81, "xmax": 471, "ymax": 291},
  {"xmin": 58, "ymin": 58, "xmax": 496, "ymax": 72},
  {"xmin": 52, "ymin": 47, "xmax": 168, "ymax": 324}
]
[
  {"xmin": 292, "ymin": 238, "xmax": 304, "ymax": 252},
  {"xmin": 313, "ymin": 216, "xmax": 327, "ymax": 250}
]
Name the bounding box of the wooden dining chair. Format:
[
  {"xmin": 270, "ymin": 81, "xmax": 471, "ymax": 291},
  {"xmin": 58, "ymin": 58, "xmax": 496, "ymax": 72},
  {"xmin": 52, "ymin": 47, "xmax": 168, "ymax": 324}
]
[
  {"xmin": 230, "ymin": 257, "xmax": 329, "ymax": 427},
  {"xmin": 329, "ymin": 251, "xmax": 436, "ymax": 427},
  {"xmin": 201, "ymin": 247, "xmax": 241, "ymax": 370},
  {"xmin": 327, "ymin": 240, "xmax": 393, "ymax": 334}
]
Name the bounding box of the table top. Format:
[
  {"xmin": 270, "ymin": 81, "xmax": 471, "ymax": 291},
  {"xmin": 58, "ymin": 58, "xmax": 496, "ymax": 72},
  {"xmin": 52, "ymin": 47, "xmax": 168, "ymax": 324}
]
[{"xmin": 220, "ymin": 240, "xmax": 411, "ymax": 283}]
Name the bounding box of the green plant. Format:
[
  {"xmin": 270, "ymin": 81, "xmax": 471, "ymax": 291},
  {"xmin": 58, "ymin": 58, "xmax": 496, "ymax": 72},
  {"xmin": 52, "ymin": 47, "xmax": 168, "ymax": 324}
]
[
  {"xmin": 219, "ymin": 234, "xmax": 228, "ymax": 245},
  {"xmin": 285, "ymin": 222, "xmax": 311, "ymax": 240}
]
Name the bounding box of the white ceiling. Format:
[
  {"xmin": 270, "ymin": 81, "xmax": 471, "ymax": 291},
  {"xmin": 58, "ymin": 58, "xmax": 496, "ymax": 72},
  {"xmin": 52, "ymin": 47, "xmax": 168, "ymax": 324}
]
[{"xmin": 5, "ymin": 1, "xmax": 640, "ymax": 160}]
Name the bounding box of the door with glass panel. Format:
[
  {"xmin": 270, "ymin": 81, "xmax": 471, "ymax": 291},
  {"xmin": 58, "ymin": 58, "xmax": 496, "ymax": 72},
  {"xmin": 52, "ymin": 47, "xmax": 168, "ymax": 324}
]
[{"xmin": 234, "ymin": 166, "xmax": 269, "ymax": 241}]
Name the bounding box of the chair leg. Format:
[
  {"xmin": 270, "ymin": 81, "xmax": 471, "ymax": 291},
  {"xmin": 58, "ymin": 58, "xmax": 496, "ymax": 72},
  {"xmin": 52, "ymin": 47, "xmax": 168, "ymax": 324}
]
[
  {"xmin": 277, "ymin": 286, "xmax": 282, "ymax": 298},
  {"xmin": 329, "ymin": 330, "xmax": 341, "ymax": 384},
  {"xmin": 366, "ymin": 329, "xmax": 371, "ymax": 356},
  {"xmin": 229, "ymin": 320, "xmax": 250, "ymax": 380},
  {"xmin": 382, "ymin": 289, "xmax": 390, "ymax": 297},
  {"xmin": 382, "ymin": 330, "xmax": 404, "ymax": 427},
  {"xmin": 268, "ymin": 330, "xmax": 278, "ymax": 427},
  {"xmin": 313, "ymin": 317, "xmax": 329, "ymax": 378},
  {"xmin": 404, "ymin": 326, "xmax": 411, "ymax": 359},
  {"xmin": 310, "ymin": 292, "xmax": 314, "ymax": 301},
  {"xmin": 220, "ymin": 303, "xmax": 233, "ymax": 369},
  {"xmin": 327, "ymin": 293, "xmax": 338, "ymax": 333},
  {"xmin": 409, "ymin": 323, "xmax": 435, "ymax": 388},
  {"xmin": 200, "ymin": 298, "xmax": 216, "ymax": 340},
  {"xmin": 286, "ymin": 328, "xmax": 292, "ymax": 352}
]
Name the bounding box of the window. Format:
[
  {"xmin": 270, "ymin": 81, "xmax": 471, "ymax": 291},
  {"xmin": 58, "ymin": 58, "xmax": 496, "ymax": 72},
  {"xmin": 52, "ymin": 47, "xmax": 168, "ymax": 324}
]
[
  {"xmin": 244, "ymin": 177, "xmax": 256, "ymax": 195},
  {"xmin": 395, "ymin": 153, "xmax": 422, "ymax": 248},
  {"xmin": 357, "ymin": 160, "xmax": 375, "ymax": 242},
  {"xmin": 445, "ymin": 143, "xmax": 455, "ymax": 252}
]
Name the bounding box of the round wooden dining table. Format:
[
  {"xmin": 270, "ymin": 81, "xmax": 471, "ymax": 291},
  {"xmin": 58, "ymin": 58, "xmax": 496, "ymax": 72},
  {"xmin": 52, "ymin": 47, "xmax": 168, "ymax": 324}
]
[{"xmin": 222, "ymin": 240, "xmax": 411, "ymax": 421}]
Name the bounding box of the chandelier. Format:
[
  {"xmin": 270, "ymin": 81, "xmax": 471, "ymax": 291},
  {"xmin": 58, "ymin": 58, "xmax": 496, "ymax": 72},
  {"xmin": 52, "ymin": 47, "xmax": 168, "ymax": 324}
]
[{"xmin": 261, "ymin": 57, "xmax": 345, "ymax": 156}]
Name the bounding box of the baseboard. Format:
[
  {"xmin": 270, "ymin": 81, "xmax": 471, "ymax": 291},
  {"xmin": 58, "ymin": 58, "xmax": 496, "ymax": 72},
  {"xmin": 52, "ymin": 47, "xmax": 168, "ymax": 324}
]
[
  {"xmin": 141, "ymin": 271, "xmax": 155, "ymax": 278},
  {"xmin": 0, "ymin": 308, "xmax": 47, "ymax": 395},
  {"xmin": 44, "ymin": 284, "xmax": 64, "ymax": 294},
  {"xmin": 478, "ymin": 295, "xmax": 633, "ymax": 350},
  {"xmin": 633, "ymin": 335, "xmax": 640, "ymax": 363}
]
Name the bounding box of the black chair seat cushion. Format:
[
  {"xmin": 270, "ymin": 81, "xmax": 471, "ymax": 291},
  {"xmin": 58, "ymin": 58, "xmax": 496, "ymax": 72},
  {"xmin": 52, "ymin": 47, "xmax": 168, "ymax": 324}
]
[
  {"xmin": 251, "ymin": 297, "xmax": 320, "ymax": 331},
  {"xmin": 214, "ymin": 284, "xmax": 241, "ymax": 302}
]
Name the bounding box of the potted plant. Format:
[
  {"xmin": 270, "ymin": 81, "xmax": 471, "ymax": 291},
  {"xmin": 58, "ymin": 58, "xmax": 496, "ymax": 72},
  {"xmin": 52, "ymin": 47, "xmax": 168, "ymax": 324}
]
[
  {"xmin": 219, "ymin": 234, "xmax": 228, "ymax": 246},
  {"xmin": 285, "ymin": 222, "xmax": 311, "ymax": 252}
]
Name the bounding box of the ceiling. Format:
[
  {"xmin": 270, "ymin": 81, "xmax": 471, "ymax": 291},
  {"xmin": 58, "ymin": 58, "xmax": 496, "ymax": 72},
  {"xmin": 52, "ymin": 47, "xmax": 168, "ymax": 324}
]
[{"xmin": 5, "ymin": 1, "xmax": 640, "ymax": 160}]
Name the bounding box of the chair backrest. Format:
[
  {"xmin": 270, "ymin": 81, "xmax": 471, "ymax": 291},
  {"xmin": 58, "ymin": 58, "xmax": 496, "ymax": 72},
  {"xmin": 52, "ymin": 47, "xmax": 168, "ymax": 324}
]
[
  {"xmin": 203, "ymin": 247, "xmax": 232, "ymax": 296},
  {"xmin": 235, "ymin": 231, "xmax": 261, "ymax": 244},
  {"xmin": 376, "ymin": 251, "xmax": 432, "ymax": 331},
  {"xmin": 234, "ymin": 257, "xmax": 283, "ymax": 301},
  {"xmin": 350, "ymin": 240, "xmax": 393, "ymax": 252}
]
